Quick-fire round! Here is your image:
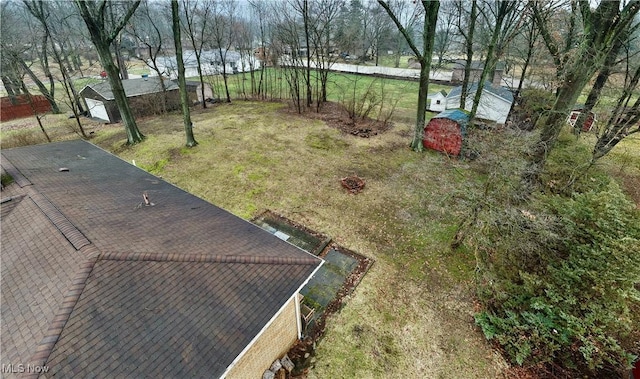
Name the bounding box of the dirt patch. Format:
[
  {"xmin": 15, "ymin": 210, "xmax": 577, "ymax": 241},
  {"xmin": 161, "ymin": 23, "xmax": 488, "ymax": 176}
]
[
  {"xmin": 340, "ymin": 175, "xmax": 366, "ymax": 194},
  {"xmin": 283, "ymin": 101, "xmax": 393, "ymax": 138}
]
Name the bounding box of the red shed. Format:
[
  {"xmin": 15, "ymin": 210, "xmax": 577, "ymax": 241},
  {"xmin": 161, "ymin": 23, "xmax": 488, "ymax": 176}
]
[{"xmin": 423, "ymin": 109, "xmax": 470, "ymax": 156}]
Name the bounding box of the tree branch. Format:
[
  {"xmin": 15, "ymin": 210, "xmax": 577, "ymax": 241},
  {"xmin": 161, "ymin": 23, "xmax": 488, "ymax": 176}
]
[
  {"xmin": 107, "ymin": 1, "xmax": 141, "ymax": 44},
  {"xmin": 532, "ymin": 2, "xmax": 561, "ymax": 69},
  {"xmin": 377, "ymin": 0, "xmax": 423, "ymax": 60}
]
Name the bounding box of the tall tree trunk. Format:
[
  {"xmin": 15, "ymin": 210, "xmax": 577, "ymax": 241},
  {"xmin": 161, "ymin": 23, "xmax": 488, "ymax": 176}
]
[
  {"xmin": 2, "ymin": 76, "xmax": 19, "ymax": 101},
  {"xmin": 56, "ymin": 40, "xmax": 87, "ymax": 116},
  {"xmin": 172, "ymin": 0, "xmax": 197, "ymax": 147},
  {"xmin": 470, "ymin": 2, "xmax": 513, "ymax": 123},
  {"xmin": 219, "ymin": 48, "xmax": 232, "ymax": 103},
  {"xmin": 509, "ymin": 18, "xmax": 538, "ymax": 118},
  {"xmin": 573, "ymin": 28, "xmax": 630, "ymax": 134},
  {"xmin": 115, "ymin": 39, "xmax": 129, "ymax": 80},
  {"xmin": 303, "ymin": 0, "xmax": 312, "ymax": 108},
  {"xmin": 592, "ymin": 65, "xmax": 640, "ymax": 160},
  {"xmin": 411, "ymin": 1, "xmax": 439, "ymax": 151},
  {"xmin": 379, "ymin": 0, "xmax": 439, "ymax": 152},
  {"xmin": 522, "ymin": 65, "xmax": 603, "ymax": 190},
  {"xmin": 75, "ymin": 0, "xmax": 143, "ymax": 145},
  {"xmin": 15, "ymin": 55, "xmax": 61, "ymax": 114},
  {"xmin": 521, "ymin": 0, "xmax": 640, "ymax": 192},
  {"xmin": 39, "ymin": 34, "xmax": 61, "ymax": 113},
  {"xmin": 460, "ymin": 0, "xmax": 477, "ymax": 109},
  {"xmin": 195, "ymin": 53, "xmax": 207, "ymax": 109},
  {"xmin": 98, "ymin": 42, "xmax": 144, "ymax": 143},
  {"xmin": 53, "ymin": 42, "xmax": 88, "ymax": 137}
]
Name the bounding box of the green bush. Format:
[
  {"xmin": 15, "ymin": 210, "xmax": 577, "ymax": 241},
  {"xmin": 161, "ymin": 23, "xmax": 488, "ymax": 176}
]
[{"xmin": 475, "ymin": 182, "xmax": 640, "ymax": 375}]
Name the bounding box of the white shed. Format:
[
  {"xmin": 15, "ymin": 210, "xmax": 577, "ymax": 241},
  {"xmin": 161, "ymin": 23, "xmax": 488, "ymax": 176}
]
[
  {"xmin": 445, "ymin": 82, "xmax": 514, "ymax": 124},
  {"xmin": 427, "ymin": 90, "xmax": 448, "ymax": 112}
]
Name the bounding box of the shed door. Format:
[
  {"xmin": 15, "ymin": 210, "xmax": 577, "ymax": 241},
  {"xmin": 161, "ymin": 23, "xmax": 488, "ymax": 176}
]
[{"xmin": 85, "ymin": 98, "xmax": 110, "ymax": 122}]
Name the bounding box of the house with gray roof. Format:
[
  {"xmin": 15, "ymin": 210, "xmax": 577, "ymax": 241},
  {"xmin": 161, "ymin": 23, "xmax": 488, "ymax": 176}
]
[
  {"xmin": 0, "ymin": 140, "xmax": 323, "ymax": 378},
  {"xmin": 80, "ymin": 77, "xmax": 181, "ymax": 123},
  {"xmin": 445, "ymin": 81, "xmax": 514, "ymax": 124},
  {"xmin": 450, "ymin": 60, "xmax": 505, "ymax": 86},
  {"xmin": 152, "ymin": 50, "xmax": 260, "ymax": 80}
]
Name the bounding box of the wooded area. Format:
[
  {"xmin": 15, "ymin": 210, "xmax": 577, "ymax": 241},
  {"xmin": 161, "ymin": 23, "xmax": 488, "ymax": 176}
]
[{"xmin": 1, "ymin": 1, "xmax": 639, "ymax": 378}]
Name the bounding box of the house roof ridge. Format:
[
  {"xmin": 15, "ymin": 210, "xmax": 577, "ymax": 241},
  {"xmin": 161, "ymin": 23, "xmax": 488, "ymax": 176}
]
[
  {"xmin": 1, "ymin": 153, "xmax": 32, "ymax": 187},
  {"xmin": 29, "ymin": 191, "xmax": 91, "ymax": 251},
  {"xmin": 24, "ymin": 255, "xmax": 100, "ymax": 379},
  {"xmin": 98, "ymin": 251, "xmax": 321, "ymax": 265}
]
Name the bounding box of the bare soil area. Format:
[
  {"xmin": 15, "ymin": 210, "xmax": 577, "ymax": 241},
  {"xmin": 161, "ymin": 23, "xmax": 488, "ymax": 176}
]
[{"xmin": 283, "ymin": 101, "xmax": 393, "ymax": 138}]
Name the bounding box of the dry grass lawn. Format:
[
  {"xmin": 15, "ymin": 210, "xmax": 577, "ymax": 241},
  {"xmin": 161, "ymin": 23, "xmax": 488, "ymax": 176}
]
[{"xmin": 3, "ymin": 101, "xmax": 638, "ymax": 378}]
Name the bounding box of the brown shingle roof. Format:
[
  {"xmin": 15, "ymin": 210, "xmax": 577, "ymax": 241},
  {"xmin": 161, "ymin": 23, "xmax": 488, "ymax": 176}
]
[
  {"xmin": 41, "ymin": 253, "xmax": 317, "ymax": 378},
  {"xmin": 2, "ymin": 141, "xmax": 309, "ymax": 259},
  {"xmin": 1, "ymin": 140, "xmax": 322, "ymax": 378},
  {"xmin": 0, "ymin": 194, "xmax": 86, "ymax": 373}
]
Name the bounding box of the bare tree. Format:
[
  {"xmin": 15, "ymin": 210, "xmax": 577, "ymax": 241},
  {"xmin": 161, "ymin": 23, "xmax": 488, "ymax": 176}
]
[
  {"xmin": 433, "ymin": 0, "xmax": 456, "ymax": 71},
  {"xmin": 468, "ymin": 1, "xmax": 519, "ymax": 123},
  {"xmin": 591, "ymin": 53, "xmax": 640, "ymax": 161},
  {"xmin": 75, "ymin": 0, "xmax": 144, "ymax": 145},
  {"xmin": 181, "ymin": 0, "xmax": 213, "ymax": 109},
  {"xmin": 23, "ymin": 0, "xmax": 88, "ymax": 138},
  {"xmin": 309, "ymin": 0, "xmax": 343, "ymax": 107},
  {"xmin": 248, "ymin": 0, "xmax": 269, "ymax": 99},
  {"xmin": 509, "ymin": 3, "xmax": 539, "ymax": 110},
  {"xmin": 128, "ymin": 0, "xmax": 172, "ymax": 113},
  {"xmin": 453, "ymin": 0, "xmax": 478, "ymax": 109},
  {"xmin": 210, "ymin": 0, "xmax": 237, "ymax": 103},
  {"xmin": 378, "ymin": 0, "xmax": 440, "ymax": 151},
  {"xmin": 270, "ymin": 0, "xmax": 305, "ymax": 112},
  {"xmin": 522, "ymin": 0, "xmax": 640, "ymax": 191},
  {"xmin": 234, "ymin": 17, "xmax": 254, "ymax": 99},
  {"xmin": 172, "ymin": 0, "xmax": 197, "ymax": 147},
  {"xmin": 1, "ymin": 1, "xmax": 61, "ymax": 113},
  {"xmin": 574, "ymin": 21, "xmax": 639, "ymax": 135}
]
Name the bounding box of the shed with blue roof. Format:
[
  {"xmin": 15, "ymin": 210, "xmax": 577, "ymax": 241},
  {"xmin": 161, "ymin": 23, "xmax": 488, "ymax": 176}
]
[{"xmin": 423, "ymin": 109, "xmax": 470, "ymax": 156}]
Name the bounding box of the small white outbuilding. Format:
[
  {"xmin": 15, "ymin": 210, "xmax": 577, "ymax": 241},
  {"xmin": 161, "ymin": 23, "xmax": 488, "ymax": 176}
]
[{"xmin": 445, "ymin": 81, "xmax": 514, "ymax": 124}]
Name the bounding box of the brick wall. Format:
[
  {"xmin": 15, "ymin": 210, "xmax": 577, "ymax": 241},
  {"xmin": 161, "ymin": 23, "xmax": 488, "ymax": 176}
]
[
  {"xmin": 0, "ymin": 95, "xmax": 51, "ymax": 121},
  {"xmin": 225, "ymin": 296, "xmax": 299, "ymax": 378}
]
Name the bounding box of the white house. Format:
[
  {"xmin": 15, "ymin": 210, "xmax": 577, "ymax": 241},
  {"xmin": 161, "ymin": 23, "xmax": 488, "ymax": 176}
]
[
  {"xmin": 427, "ymin": 90, "xmax": 448, "ymax": 112},
  {"xmin": 150, "ymin": 50, "xmax": 260, "ymax": 80},
  {"xmin": 445, "ymin": 81, "xmax": 514, "ymax": 124}
]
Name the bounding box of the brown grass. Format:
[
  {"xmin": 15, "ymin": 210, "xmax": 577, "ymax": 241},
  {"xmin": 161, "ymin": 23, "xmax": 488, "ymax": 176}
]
[{"xmin": 3, "ymin": 100, "xmax": 638, "ymax": 378}]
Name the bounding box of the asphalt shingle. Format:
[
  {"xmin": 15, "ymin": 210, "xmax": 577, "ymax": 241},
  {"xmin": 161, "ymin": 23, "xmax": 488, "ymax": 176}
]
[
  {"xmin": 81, "ymin": 77, "xmax": 179, "ymax": 100},
  {"xmin": 1, "ymin": 140, "xmax": 322, "ymax": 378}
]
